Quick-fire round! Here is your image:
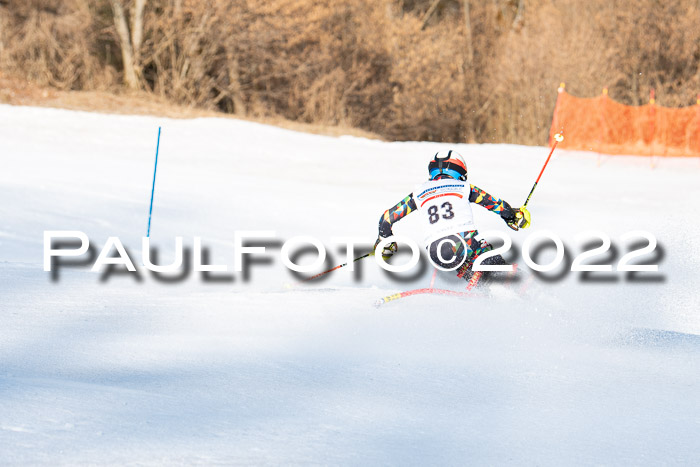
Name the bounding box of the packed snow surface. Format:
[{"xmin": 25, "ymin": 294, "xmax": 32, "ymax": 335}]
[{"xmin": 1, "ymin": 105, "xmax": 699, "ymax": 464}]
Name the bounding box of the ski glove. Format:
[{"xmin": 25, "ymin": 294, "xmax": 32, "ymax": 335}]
[
  {"xmin": 507, "ymin": 206, "xmax": 531, "ymax": 231},
  {"xmin": 374, "ymin": 237, "xmax": 398, "ymax": 260},
  {"xmin": 500, "ymin": 201, "xmax": 518, "ymax": 227}
]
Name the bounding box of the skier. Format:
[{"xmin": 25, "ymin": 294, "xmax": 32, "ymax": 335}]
[{"xmin": 374, "ymin": 150, "xmax": 530, "ymax": 286}]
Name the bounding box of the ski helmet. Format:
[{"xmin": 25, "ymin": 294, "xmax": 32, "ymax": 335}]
[{"xmin": 428, "ymin": 150, "xmax": 467, "ymax": 181}]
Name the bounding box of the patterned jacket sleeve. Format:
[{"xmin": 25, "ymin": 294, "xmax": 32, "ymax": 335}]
[
  {"xmin": 468, "ymin": 185, "xmax": 516, "ymax": 223},
  {"xmin": 377, "ymin": 194, "xmax": 418, "ymax": 238}
]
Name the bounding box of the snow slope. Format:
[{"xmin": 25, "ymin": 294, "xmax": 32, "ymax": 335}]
[{"xmin": 1, "ymin": 104, "xmax": 699, "ymax": 465}]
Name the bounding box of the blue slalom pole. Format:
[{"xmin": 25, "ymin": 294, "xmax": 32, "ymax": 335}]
[{"xmin": 146, "ymin": 127, "xmax": 161, "ymax": 238}]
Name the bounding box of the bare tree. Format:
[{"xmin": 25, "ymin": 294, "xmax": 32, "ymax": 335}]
[
  {"xmin": 109, "ymin": 0, "xmax": 146, "ymax": 90},
  {"xmin": 461, "ymin": 0, "xmax": 476, "ymax": 142},
  {"xmin": 420, "ymin": 0, "xmax": 443, "ymax": 30},
  {"xmin": 131, "ymin": 0, "xmax": 146, "ymax": 65}
]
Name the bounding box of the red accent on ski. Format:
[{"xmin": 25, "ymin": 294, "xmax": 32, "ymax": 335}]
[
  {"xmin": 374, "ymin": 287, "xmax": 476, "ymax": 307},
  {"xmin": 465, "ymin": 271, "xmax": 483, "ymax": 291}
]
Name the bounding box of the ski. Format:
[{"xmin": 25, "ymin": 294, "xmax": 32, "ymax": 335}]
[{"xmin": 374, "ymin": 287, "xmax": 477, "ymax": 307}]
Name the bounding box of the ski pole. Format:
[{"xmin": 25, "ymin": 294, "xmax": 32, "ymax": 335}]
[
  {"xmin": 522, "ymin": 132, "xmax": 563, "ymax": 208},
  {"xmin": 302, "ymin": 251, "xmax": 374, "ymax": 283}
]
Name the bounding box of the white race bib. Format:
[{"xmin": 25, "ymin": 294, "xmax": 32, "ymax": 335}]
[{"xmin": 413, "ymin": 180, "xmax": 476, "ymax": 245}]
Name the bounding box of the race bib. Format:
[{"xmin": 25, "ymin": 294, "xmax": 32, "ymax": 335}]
[{"xmin": 413, "ymin": 180, "xmax": 476, "ymax": 245}]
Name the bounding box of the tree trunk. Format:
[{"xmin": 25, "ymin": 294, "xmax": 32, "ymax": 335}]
[
  {"xmin": 512, "ymin": 0, "xmax": 524, "ymax": 28},
  {"xmin": 227, "ymin": 54, "xmax": 246, "ymax": 117},
  {"xmin": 131, "ymin": 0, "xmax": 146, "ymax": 65},
  {"xmin": 420, "ymin": 0, "xmax": 443, "ymax": 30},
  {"xmin": 109, "ymin": 0, "xmax": 144, "ymax": 90},
  {"xmin": 462, "ymin": 0, "xmax": 474, "ymax": 65},
  {"xmin": 0, "ymin": 13, "xmax": 4, "ymax": 59},
  {"xmin": 462, "ymin": 0, "xmax": 476, "ymax": 142}
]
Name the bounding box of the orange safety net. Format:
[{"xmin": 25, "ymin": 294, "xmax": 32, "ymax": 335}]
[{"xmin": 549, "ymin": 86, "xmax": 700, "ymax": 157}]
